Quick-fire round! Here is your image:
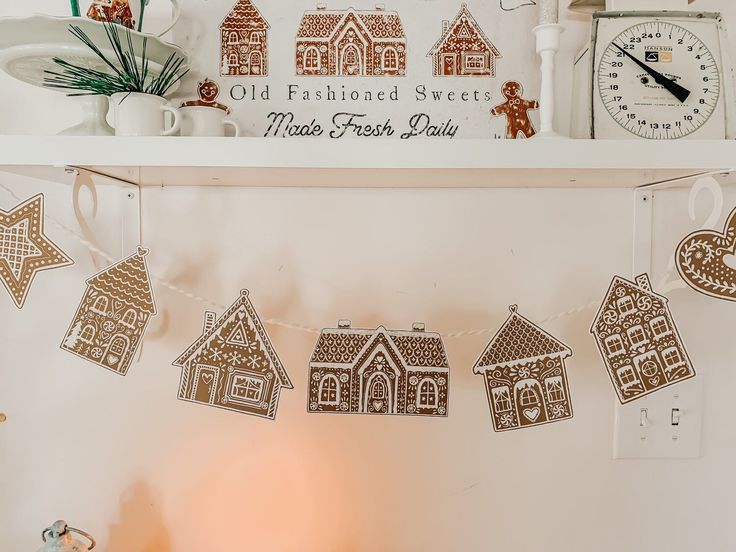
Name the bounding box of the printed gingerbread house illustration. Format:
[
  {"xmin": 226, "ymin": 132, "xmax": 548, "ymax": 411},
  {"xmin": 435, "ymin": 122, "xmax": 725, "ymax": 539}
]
[
  {"xmin": 590, "ymin": 273, "xmax": 695, "ymax": 404},
  {"xmin": 308, "ymin": 321, "xmax": 449, "ymax": 416},
  {"xmin": 296, "ymin": 4, "xmax": 407, "ymax": 77},
  {"xmin": 427, "ymin": 4, "xmax": 501, "ymax": 77},
  {"xmin": 61, "ymin": 247, "xmax": 156, "ymax": 376},
  {"xmin": 173, "ymin": 290, "xmax": 292, "ymax": 419},
  {"xmin": 220, "ymin": 0, "xmax": 270, "ymax": 76},
  {"xmin": 473, "ymin": 306, "xmax": 573, "ymax": 432}
]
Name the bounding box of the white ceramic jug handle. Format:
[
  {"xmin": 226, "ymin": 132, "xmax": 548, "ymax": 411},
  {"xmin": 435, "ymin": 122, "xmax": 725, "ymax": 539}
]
[
  {"xmin": 224, "ymin": 119, "xmax": 241, "ymax": 137},
  {"xmin": 161, "ymin": 105, "xmax": 181, "ymax": 136},
  {"xmin": 157, "ymin": 0, "xmax": 181, "ymax": 37}
]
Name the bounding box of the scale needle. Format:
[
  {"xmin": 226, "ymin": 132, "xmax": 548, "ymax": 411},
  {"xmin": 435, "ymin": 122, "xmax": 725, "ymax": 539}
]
[{"xmin": 613, "ymin": 43, "xmax": 691, "ymax": 103}]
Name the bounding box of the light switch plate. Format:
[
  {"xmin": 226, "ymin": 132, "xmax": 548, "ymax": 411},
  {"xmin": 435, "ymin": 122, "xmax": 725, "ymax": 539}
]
[{"xmin": 613, "ymin": 376, "xmax": 704, "ymax": 459}]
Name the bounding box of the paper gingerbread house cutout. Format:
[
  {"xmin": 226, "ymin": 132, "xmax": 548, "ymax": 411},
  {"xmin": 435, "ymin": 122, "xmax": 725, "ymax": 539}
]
[
  {"xmin": 296, "ymin": 4, "xmax": 407, "ymax": 77},
  {"xmin": 220, "ymin": 0, "xmax": 270, "ymax": 76},
  {"xmin": 308, "ymin": 321, "xmax": 449, "ymax": 416},
  {"xmin": 61, "ymin": 246, "xmax": 155, "ymax": 376},
  {"xmin": 473, "ymin": 306, "xmax": 573, "ymax": 431},
  {"xmin": 173, "ymin": 290, "xmax": 292, "ymax": 420},
  {"xmin": 590, "ymin": 273, "xmax": 695, "ymax": 404},
  {"xmin": 427, "ymin": 4, "xmax": 501, "ymax": 77}
]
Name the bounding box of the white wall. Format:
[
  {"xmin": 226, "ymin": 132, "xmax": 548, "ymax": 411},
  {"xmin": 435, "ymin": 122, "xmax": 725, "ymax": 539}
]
[{"xmin": 2, "ymin": 2, "xmax": 736, "ymax": 552}]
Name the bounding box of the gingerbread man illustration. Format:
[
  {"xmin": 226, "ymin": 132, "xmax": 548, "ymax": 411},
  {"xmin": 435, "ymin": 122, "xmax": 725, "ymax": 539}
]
[
  {"xmin": 491, "ymin": 81, "xmax": 539, "ymax": 139},
  {"xmin": 181, "ymin": 78, "xmax": 230, "ymax": 113}
]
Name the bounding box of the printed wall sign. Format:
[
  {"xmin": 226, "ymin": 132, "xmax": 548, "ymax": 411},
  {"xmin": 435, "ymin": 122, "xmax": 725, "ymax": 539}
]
[
  {"xmin": 0, "ymin": 194, "xmax": 73, "ymax": 309},
  {"xmin": 590, "ymin": 274, "xmax": 695, "ymax": 404},
  {"xmin": 473, "ymin": 305, "xmax": 573, "ymax": 431},
  {"xmin": 491, "ymin": 80, "xmax": 538, "ymax": 138},
  {"xmin": 295, "ymin": 4, "xmax": 407, "ymax": 77},
  {"xmin": 61, "ymin": 247, "xmax": 155, "ymax": 376},
  {"xmin": 173, "ymin": 290, "xmax": 292, "ymax": 420},
  {"xmin": 173, "ymin": 0, "xmax": 539, "ymax": 138},
  {"xmin": 676, "ymin": 206, "xmax": 736, "ymax": 301},
  {"xmin": 307, "ymin": 321, "xmax": 449, "ymax": 416},
  {"xmin": 220, "ymin": 0, "xmax": 270, "ymax": 76},
  {"xmin": 427, "ymin": 4, "xmax": 501, "ymax": 77}
]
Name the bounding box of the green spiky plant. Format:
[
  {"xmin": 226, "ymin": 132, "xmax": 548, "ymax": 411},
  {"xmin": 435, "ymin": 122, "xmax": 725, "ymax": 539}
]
[
  {"xmin": 43, "ymin": 22, "xmax": 188, "ymax": 97},
  {"xmin": 70, "ymin": 0, "xmax": 81, "ymax": 16}
]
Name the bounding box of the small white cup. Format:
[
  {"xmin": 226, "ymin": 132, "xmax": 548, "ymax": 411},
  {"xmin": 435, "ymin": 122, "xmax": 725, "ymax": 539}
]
[
  {"xmin": 110, "ymin": 92, "xmax": 182, "ymax": 136},
  {"xmin": 180, "ymin": 105, "xmax": 241, "ymax": 137}
]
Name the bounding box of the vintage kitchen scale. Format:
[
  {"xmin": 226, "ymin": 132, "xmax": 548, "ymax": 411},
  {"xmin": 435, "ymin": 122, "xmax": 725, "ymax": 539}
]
[{"xmin": 570, "ymin": 0, "xmax": 736, "ymax": 139}]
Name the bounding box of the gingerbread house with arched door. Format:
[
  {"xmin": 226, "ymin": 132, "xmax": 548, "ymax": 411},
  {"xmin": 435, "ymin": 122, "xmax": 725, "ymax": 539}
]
[
  {"xmin": 427, "ymin": 4, "xmax": 501, "ymax": 77},
  {"xmin": 590, "ymin": 273, "xmax": 695, "ymax": 404},
  {"xmin": 296, "ymin": 4, "xmax": 406, "ymax": 77},
  {"xmin": 220, "ymin": 0, "xmax": 270, "ymax": 76},
  {"xmin": 61, "ymin": 247, "xmax": 156, "ymax": 376},
  {"xmin": 473, "ymin": 305, "xmax": 573, "ymax": 431},
  {"xmin": 308, "ymin": 321, "xmax": 449, "ymax": 416}
]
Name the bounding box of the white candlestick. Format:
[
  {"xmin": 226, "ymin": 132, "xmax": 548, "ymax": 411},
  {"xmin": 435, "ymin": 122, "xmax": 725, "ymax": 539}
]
[
  {"xmin": 539, "ymin": 0, "xmax": 559, "ymax": 25},
  {"xmin": 532, "ymin": 23, "xmax": 565, "ymax": 138}
]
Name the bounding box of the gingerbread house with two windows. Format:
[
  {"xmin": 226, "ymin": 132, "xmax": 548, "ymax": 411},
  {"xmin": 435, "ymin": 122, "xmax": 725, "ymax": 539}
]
[
  {"xmin": 308, "ymin": 321, "xmax": 449, "ymax": 416},
  {"xmin": 296, "ymin": 4, "xmax": 406, "ymax": 77},
  {"xmin": 220, "ymin": 0, "xmax": 270, "ymax": 76},
  {"xmin": 473, "ymin": 306, "xmax": 573, "ymax": 432},
  {"xmin": 61, "ymin": 247, "xmax": 156, "ymax": 376},
  {"xmin": 427, "ymin": 4, "xmax": 501, "ymax": 77},
  {"xmin": 173, "ymin": 290, "xmax": 292, "ymax": 420},
  {"xmin": 590, "ymin": 273, "xmax": 695, "ymax": 404}
]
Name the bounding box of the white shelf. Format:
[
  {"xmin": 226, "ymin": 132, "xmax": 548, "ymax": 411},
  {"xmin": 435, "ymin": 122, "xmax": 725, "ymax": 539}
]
[{"xmin": 0, "ymin": 136, "xmax": 734, "ymax": 188}]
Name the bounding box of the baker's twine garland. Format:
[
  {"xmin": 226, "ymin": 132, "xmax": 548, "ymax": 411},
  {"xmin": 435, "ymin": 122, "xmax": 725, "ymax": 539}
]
[{"xmin": 1, "ymin": 182, "xmax": 680, "ymax": 339}]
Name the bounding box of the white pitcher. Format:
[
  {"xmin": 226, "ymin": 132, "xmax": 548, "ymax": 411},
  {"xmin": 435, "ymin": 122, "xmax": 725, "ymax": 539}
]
[{"xmin": 110, "ymin": 92, "xmax": 181, "ymax": 136}]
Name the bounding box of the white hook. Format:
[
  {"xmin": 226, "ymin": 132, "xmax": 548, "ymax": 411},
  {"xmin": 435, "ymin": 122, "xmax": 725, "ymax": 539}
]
[
  {"xmin": 72, "ymin": 170, "xmax": 106, "ymax": 271},
  {"xmin": 688, "ymin": 176, "xmax": 724, "ymax": 229}
]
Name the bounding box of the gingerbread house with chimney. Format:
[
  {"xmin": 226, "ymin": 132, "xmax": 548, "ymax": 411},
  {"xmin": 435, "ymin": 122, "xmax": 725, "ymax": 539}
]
[
  {"xmin": 173, "ymin": 290, "xmax": 292, "ymax": 420},
  {"xmin": 220, "ymin": 0, "xmax": 270, "ymax": 76},
  {"xmin": 296, "ymin": 4, "xmax": 407, "ymax": 76},
  {"xmin": 590, "ymin": 273, "xmax": 695, "ymax": 404},
  {"xmin": 427, "ymin": 4, "xmax": 501, "ymax": 77},
  {"xmin": 473, "ymin": 305, "xmax": 573, "ymax": 432},
  {"xmin": 61, "ymin": 247, "xmax": 156, "ymax": 376},
  {"xmin": 308, "ymin": 321, "xmax": 449, "ymax": 416}
]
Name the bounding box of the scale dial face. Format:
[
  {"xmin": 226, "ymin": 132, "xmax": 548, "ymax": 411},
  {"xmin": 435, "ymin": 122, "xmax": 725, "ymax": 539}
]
[{"xmin": 596, "ymin": 20, "xmax": 722, "ymax": 139}]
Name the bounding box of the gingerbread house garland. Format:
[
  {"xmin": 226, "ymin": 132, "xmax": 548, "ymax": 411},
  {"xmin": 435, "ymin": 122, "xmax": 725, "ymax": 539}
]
[
  {"xmin": 61, "ymin": 247, "xmax": 155, "ymax": 376},
  {"xmin": 296, "ymin": 4, "xmax": 407, "ymax": 77},
  {"xmin": 590, "ymin": 273, "xmax": 695, "ymax": 404},
  {"xmin": 427, "ymin": 4, "xmax": 501, "ymax": 77},
  {"xmin": 220, "ymin": 0, "xmax": 270, "ymax": 76},
  {"xmin": 173, "ymin": 290, "xmax": 292, "ymax": 420},
  {"xmin": 473, "ymin": 305, "xmax": 574, "ymax": 432},
  {"xmin": 308, "ymin": 321, "xmax": 449, "ymax": 416}
]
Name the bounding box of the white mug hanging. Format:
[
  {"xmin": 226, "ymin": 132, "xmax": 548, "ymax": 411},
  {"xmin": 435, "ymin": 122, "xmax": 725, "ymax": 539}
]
[
  {"xmin": 180, "ymin": 78, "xmax": 239, "ymax": 136},
  {"xmin": 110, "ymin": 92, "xmax": 181, "ymax": 136}
]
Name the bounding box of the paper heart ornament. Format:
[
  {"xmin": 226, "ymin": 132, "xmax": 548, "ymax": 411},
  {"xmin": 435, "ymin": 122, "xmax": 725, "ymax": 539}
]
[
  {"xmin": 677, "ymin": 207, "xmax": 736, "ymax": 301},
  {"xmin": 523, "ymin": 407, "xmax": 540, "ymax": 421}
]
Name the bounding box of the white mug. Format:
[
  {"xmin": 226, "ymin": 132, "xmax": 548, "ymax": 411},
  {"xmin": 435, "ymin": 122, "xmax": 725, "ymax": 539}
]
[
  {"xmin": 110, "ymin": 92, "xmax": 181, "ymax": 136},
  {"xmin": 180, "ymin": 105, "xmax": 241, "ymax": 137}
]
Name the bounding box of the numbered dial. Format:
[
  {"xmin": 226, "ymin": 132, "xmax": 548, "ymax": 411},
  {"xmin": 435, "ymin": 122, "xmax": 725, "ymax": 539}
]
[{"xmin": 598, "ymin": 21, "xmax": 720, "ymax": 139}]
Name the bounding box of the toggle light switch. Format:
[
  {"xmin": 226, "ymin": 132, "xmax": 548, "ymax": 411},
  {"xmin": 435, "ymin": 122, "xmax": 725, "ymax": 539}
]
[
  {"xmin": 640, "ymin": 408, "xmax": 649, "ymax": 427},
  {"xmin": 671, "ymin": 408, "xmax": 681, "ymax": 426}
]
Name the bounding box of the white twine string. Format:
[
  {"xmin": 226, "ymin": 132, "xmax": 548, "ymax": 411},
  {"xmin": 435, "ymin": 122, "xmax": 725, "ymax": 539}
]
[{"xmin": 0, "ymin": 182, "xmax": 668, "ymax": 339}]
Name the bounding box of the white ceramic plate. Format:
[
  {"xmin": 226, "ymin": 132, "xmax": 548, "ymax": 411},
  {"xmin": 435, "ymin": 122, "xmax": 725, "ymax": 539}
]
[{"xmin": 0, "ymin": 15, "xmax": 188, "ymax": 91}]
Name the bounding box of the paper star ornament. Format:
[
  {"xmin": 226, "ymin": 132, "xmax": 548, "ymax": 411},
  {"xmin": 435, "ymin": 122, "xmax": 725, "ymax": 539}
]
[{"xmin": 0, "ymin": 194, "xmax": 73, "ymax": 308}]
